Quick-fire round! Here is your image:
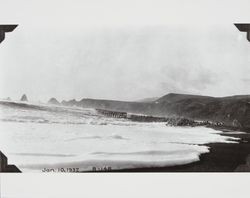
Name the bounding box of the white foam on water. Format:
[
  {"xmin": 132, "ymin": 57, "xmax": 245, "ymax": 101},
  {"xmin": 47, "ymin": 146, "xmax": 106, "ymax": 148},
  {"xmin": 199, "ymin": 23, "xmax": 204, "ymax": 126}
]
[{"xmin": 0, "ymin": 100, "xmax": 239, "ymax": 172}]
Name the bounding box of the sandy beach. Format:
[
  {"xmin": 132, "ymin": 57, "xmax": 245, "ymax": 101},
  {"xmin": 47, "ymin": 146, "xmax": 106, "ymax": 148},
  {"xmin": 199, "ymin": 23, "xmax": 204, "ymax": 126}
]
[
  {"xmin": 1, "ymin": 100, "xmax": 249, "ymax": 172},
  {"xmin": 107, "ymin": 130, "xmax": 250, "ymax": 172}
]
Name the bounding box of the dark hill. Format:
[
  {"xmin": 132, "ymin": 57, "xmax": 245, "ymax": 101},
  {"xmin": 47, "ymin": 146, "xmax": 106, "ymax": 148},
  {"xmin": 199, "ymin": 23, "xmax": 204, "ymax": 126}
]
[
  {"xmin": 61, "ymin": 93, "xmax": 250, "ymax": 129},
  {"xmin": 48, "ymin": 98, "xmax": 60, "ymax": 105},
  {"xmin": 156, "ymin": 93, "xmax": 214, "ymax": 103},
  {"xmin": 155, "ymin": 93, "xmax": 250, "ymax": 128}
]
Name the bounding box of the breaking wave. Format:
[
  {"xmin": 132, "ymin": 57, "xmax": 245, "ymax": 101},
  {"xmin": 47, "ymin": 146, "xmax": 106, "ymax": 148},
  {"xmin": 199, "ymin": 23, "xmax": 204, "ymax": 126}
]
[{"xmin": 0, "ymin": 100, "xmax": 240, "ymax": 172}]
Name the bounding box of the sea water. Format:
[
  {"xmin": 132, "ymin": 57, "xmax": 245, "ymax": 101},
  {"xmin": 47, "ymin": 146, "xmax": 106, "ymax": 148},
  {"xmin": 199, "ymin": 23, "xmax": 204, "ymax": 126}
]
[{"xmin": 0, "ymin": 100, "xmax": 238, "ymax": 172}]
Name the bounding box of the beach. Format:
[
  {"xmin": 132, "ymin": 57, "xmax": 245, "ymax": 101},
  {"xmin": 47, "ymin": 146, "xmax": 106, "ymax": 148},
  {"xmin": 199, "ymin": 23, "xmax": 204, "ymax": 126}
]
[
  {"xmin": 110, "ymin": 130, "xmax": 250, "ymax": 172},
  {"xmin": 1, "ymin": 100, "xmax": 249, "ymax": 173}
]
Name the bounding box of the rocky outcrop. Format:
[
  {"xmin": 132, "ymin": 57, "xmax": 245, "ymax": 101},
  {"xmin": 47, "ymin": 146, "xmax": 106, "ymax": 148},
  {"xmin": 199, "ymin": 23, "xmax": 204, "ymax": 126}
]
[
  {"xmin": 20, "ymin": 94, "xmax": 28, "ymax": 101},
  {"xmin": 95, "ymin": 108, "xmax": 225, "ymax": 127},
  {"xmin": 165, "ymin": 117, "xmax": 224, "ymax": 127},
  {"xmin": 128, "ymin": 114, "xmax": 168, "ymax": 122},
  {"xmin": 154, "ymin": 93, "xmax": 250, "ymax": 129},
  {"xmin": 61, "ymin": 99, "xmax": 78, "ymax": 106},
  {"xmin": 48, "ymin": 97, "xmax": 60, "ymax": 105},
  {"xmin": 61, "ymin": 93, "xmax": 250, "ymax": 130}
]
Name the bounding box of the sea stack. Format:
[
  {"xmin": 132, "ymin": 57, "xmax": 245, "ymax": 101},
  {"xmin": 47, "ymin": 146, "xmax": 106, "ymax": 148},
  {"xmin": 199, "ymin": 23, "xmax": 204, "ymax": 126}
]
[
  {"xmin": 20, "ymin": 94, "xmax": 28, "ymax": 101},
  {"xmin": 61, "ymin": 99, "xmax": 77, "ymax": 106},
  {"xmin": 48, "ymin": 97, "xmax": 60, "ymax": 105}
]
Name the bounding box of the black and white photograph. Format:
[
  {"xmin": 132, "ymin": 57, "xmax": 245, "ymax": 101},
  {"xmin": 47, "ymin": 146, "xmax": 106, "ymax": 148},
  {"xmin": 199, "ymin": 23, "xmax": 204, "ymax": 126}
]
[
  {"xmin": 1, "ymin": 0, "xmax": 250, "ymax": 174},
  {"xmin": 0, "ymin": 0, "xmax": 250, "ymax": 197}
]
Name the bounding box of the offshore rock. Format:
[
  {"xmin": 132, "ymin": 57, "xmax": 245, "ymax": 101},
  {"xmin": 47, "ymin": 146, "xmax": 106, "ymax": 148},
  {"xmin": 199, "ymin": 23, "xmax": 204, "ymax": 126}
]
[
  {"xmin": 48, "ymin": 97, "xmax": 60, "ymax": 105},
  {"xmin": 20, "ymin": 94, "xmax": 28, "ymax": 101}
]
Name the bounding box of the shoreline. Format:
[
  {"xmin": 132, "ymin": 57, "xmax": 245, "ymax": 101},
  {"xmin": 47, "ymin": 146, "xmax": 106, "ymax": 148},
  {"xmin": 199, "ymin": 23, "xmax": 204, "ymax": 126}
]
[
  {"xmin": 13, "ymin": 127, "xmax": 250, "ymax": 173},
  {"xmin": 93, "ymin": 130, "xmax": 250, "ymax": 172}
]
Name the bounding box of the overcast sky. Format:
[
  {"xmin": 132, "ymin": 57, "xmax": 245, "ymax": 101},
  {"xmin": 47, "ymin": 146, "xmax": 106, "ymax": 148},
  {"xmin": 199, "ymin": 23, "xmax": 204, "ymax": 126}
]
[{"xmin": 0, "ymin": 0, "xmax": 250, "ymax": 102}]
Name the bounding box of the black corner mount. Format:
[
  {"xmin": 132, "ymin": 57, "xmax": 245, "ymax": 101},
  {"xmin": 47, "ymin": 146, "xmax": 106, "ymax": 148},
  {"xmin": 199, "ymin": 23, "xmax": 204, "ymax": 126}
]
[
  {"xmin": 0, "ymin": 24, "xmax": 18, "ymax": 43},
  {"xmin": 235, "ymin": 23, "xmax": 250, "ymax": 42}
]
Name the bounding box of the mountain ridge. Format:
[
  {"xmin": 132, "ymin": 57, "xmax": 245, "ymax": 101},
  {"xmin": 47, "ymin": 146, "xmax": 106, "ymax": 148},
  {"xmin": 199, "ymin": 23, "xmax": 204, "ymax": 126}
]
[{"xmin": 60, "ymin": 93, "xmax": 250, "ymax": 129}]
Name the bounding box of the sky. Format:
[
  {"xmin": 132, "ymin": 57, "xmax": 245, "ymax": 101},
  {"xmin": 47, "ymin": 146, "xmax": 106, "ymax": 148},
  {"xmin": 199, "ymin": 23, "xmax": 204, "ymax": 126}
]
[{"xmin": 0, "ymin": 0, "xmax": 250, "ymax": 102}]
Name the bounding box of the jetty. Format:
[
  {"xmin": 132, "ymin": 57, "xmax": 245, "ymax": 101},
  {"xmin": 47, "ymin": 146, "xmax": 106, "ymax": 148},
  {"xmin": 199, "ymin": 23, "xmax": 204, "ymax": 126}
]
[
  {"xmin": 96, "ymin": 109, "xmax": 127, "ymax": 118},
  {"xmin": 127, "ymin": 114, "xmax": 168, "ymax": 122},
  {"xmin": 96, "ymin": 108, "xmax": 168, "ymax": 122}
]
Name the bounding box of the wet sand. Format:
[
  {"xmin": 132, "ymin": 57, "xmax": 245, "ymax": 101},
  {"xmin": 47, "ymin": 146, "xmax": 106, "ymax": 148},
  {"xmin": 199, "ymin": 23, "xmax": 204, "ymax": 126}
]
[{"xmin": 107, "ymin": 129, "xmax": 250, "ymax": 172}]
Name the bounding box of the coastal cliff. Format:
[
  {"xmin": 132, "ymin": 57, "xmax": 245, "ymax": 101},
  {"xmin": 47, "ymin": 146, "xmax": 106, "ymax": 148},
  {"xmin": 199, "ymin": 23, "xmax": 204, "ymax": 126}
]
[
  {"xmin": 61, "ymin": 93, "xmax": 250, "ymax": 129},
  {"xmin": 152, "ymin": 93, "xmax": 250, "ymax": 129}
]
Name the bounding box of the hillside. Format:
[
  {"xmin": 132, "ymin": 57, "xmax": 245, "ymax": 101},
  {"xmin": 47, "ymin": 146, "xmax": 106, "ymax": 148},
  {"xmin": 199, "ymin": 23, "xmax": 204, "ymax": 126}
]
[
  {"xmin": 154, "ymin": 93, "xmax": 250, "ymax": 128},
  {"xmin": 61, "ymin": 93, "xmax": 250, "ymax": 129}
]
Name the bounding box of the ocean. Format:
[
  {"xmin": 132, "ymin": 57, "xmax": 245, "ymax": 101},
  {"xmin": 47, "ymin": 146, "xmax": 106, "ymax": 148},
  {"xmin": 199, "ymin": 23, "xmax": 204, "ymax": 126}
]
[{"xmin": 0, "ymin": 100, "xmax": 239, "ymax": 172}]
